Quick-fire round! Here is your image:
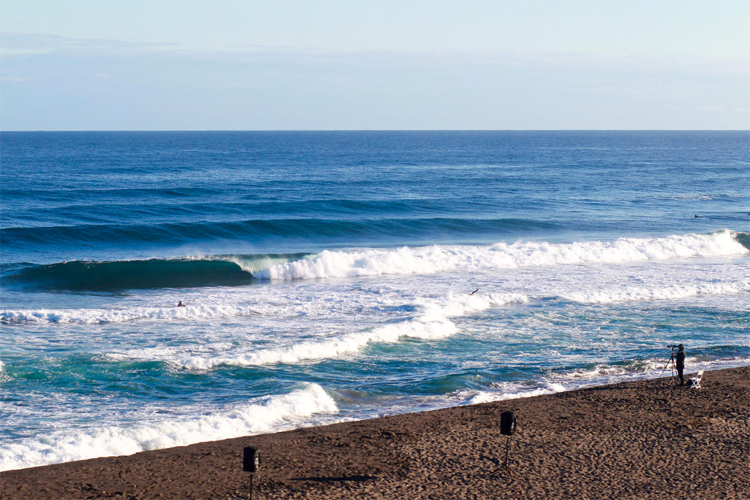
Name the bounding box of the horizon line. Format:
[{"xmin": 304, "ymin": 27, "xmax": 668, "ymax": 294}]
[{"xmin": 2, "ymin": 129, "xmax": 749, "ymax": 133}]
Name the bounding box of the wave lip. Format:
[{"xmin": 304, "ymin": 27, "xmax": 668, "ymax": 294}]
[
  {"xmin": 257, "ymin": 230, "xmax": 749, "ymax": 281},
  {"xmin": 1, "ymin": 253, "xmax": 312, "ymax": 292},
  {"xmin": 0, "ymin": 383, "xmax": 337, "ymax": 472}
]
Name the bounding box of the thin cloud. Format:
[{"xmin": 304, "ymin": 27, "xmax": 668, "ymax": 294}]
[
  {"xmin": 3, "ymin": 32, "xmax": 748, "ymax": 76},
  {"xmin": 0, "ymin": 75, "xmax": 30, "ymax": 83},
  {"xmin": 0, "ymin": 33, "xmax": 176, "ymax": 57}
]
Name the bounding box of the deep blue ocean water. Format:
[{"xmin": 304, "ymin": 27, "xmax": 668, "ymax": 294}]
[{"xmin": 1, "ymin": 131, "xmax": 748, "ymax": 470}]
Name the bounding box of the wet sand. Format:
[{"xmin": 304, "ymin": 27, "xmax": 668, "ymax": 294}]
[{"xmin": 2, "ymin": 366, "xmax": 748, "ymax": 499}]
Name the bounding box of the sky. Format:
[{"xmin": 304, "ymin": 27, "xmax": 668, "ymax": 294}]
[{"xmin": 1, "ymin": 0, "xmax": 749, "ymax": 130}]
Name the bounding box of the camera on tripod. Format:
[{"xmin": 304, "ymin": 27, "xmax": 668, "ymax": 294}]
[{"xmin": 667, "ymin": 345, "xmax": 679, "ymax": 349}]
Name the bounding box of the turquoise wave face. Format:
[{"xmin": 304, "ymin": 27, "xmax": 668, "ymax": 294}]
[
  {"xmin": 4, "ymin": 259, "xmax": 253, "ymax": 291},
  {"xmin": 2, "ymin": 254, "xmax": 307, "ymax": 291},
  {"xmin": 736, "ymin": 231, "xmax": 750, "ymax": 251}
]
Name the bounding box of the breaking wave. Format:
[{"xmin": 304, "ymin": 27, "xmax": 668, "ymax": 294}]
[
  {"xmin": 257, "ymin": 230, "xmax": 748, "ymax": 281},
  {"xmin": 2, "ymin": 231, "xmax": 746, "ymax": 293},
  {"xmin": 0, "ymin": 383, "xmax": 337, "ymax": 471}
]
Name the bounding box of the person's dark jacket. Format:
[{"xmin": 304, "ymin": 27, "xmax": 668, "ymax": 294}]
[{"xmin": 676, "ymin": 348, "xmax": 685, "ymax": 368}]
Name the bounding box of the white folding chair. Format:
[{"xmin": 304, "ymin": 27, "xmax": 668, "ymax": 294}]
[{"xmin": 688, "ymin": 370, "xmax": 703, "ymax": 390}]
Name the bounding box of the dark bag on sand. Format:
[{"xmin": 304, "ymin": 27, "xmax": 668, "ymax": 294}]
[
  {"xmin": 243, "ymin": 447, "xmax": 260, "ymax": 473},
  {"xmin": 501, "ymin": 411, "xmax": 517, "ymax": 436}
]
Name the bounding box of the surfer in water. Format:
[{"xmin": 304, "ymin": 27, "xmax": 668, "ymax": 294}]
[{"xmin": 177, "ymin": 301, "xmax": 185, "ymax": 307}]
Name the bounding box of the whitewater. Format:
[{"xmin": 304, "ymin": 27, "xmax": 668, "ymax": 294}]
[{"xmin": 1, "ymin": 131, "xmax": 748, "ymax": 471}]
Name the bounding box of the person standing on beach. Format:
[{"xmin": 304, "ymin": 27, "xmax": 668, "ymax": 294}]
[{"xmin": 676, "ymin": 344, "xmax": 686, "ymax": 386}]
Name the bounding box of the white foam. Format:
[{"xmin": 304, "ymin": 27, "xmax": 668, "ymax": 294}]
[
  {"xmin": 152, "ymin": 293, "xmax": 529, "ymax": 370},
  {"xmin": 184, "ymin": 320, "xmax": 457, "ymax": 370},
  {"xmin": 564, "ymin": 281, "xmax": 750, "ymax": 304},
  {"xmin": 0, "ymin": 383, "xmax": 338, "ymax": 472},
  {"xmin": 466, "ymin": 382, "xmax": 568, "ymax": 405},
  {"xmin": 0, "ymin": 303, "xmax": 265, "ymax": 325},
  {"xmin": 255, "ymin": 230, "xmax": 748, "ymax": 281}
]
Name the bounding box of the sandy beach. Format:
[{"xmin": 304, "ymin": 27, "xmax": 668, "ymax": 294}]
[{"xmin": 2, "ymin": 366, "xmax": 748, "ymax": 500}]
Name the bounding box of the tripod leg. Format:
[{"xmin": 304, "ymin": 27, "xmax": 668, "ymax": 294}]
[
  {"xmin": 249, "ymin": 474, "xmax": 254, "ymax": 500},
  {"xmin": 660, "ymin": 354, "xmax": 677, "ymax": 379},
  {"xmin": 660, "ymin": 357, "xmax": 672, "ymax": 377}
]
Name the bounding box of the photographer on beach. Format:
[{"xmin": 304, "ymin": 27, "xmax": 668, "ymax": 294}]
[{"xmin": 676, "ymin": 344, "xmax": 686, "ymax": 386}]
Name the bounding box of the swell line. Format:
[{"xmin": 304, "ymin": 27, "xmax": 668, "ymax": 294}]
[{"xmin": 1, "ymin": 217, "xmax": 558, "ymax": 248}]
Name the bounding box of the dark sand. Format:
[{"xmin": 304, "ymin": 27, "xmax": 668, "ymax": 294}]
[{"xmin": 3, "ymin": 367, "xmax": 748, "ymax": 500}]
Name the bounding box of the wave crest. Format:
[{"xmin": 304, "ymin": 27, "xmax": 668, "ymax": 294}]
[
  {"xmin": 0, "ymin": 383, "xmax": 337, "ymax": 471},
  {"xmin": 2, "ymin": 254, "xmax": 307, "ymax": 292},
  {"xmin": 257, "ymin": 230, "xmax": 748, "ymax": 281}
]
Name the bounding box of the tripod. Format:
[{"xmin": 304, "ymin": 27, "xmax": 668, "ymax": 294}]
[{"xmin": 659, "ymin": 348, "xmax": 677, "ymax": 383}]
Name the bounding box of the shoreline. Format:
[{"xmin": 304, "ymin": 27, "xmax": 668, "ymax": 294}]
[{"xmin": 2, "ymin": 366, "xmax": 748, "ymax": 499}]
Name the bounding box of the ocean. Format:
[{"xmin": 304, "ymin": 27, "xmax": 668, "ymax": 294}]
[{"xmin": 1, "ymin": 131, "xmax": 748, "ymax": 471}]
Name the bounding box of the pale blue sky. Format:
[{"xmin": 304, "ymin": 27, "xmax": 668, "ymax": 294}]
[{"xmin": 1, "ymin": 0, "xmax": 748, "ymax": 130}]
